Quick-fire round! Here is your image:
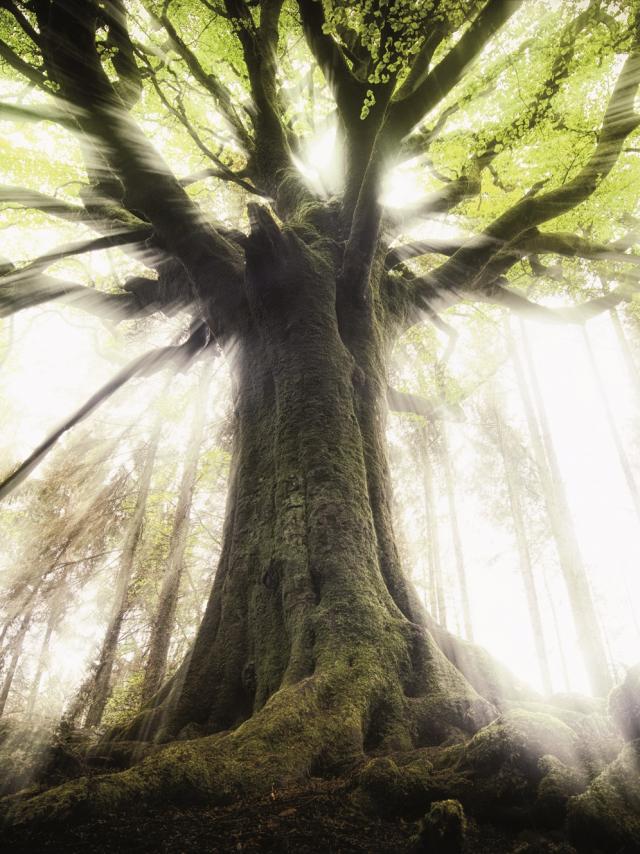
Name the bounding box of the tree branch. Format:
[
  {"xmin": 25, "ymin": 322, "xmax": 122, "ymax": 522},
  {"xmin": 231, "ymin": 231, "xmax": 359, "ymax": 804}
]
[
  {"xmin": 386, "ymin": 386, "xmax": 464, "ymax": 421},
  {"xmin": 296, "ymin": 0, "xmax": 363, "ymax": 124},
  {"xmin": 34, "ymin": 1, "xmax": 245, "ymax": 336},
  {"xmin": 0, "ymin": 185, "xmax": 94, "ymax": 223},
  {"xmin": 418, "ymin": 42, "xmax": 640, "ymax": 307},
  {"xmin": 0, "ymin": 272, "xmax": 144, "ymax": 320},
  {"xmin": 471, "ymin": 280, "xmax": 638, "ymax": 323},
  {"xmin": 157, "ymin": 9, "xmax": 253, "ymax": 151},
  {"xmin": 387, "ymin": 0, "xmax": 520, "ymax": 140},
  {"xmin": 1, "ymin": 227, "xmax": 153, "ymax": 284},
  {"xmin": 0, "ymin": 36, "xmax": 48, "ymax": 89},
  {"xmin": 518, "ymin": 230, "xmax": 640, "ymax": 267},
  {"xmin": 0, "ymin": 323, "xmax": 211, "ymax": 502}
]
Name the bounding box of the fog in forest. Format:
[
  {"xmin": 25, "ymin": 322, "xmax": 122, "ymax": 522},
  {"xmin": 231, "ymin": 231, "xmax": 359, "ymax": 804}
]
[{"xmin": 1, "ymin": 2, "xmax": 640, "ymax": 848}]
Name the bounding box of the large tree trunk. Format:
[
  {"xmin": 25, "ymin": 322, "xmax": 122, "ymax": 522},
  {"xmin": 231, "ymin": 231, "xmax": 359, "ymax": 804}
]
[
  {"xmin": 508, "ymin": 318, "xmax": 612, "ymax": 695},
  {"xmin": 114, "ymin": 228, "xmax": 495, "ymax": 754}
]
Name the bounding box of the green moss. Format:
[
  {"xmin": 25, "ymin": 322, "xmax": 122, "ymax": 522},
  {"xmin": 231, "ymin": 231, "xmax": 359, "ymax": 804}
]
[
  {"xmin": 415, "ymin": 799, "xmax": 467, "ymax": 854},
  {"xmin": 459, "ymin": 710, "xmax": 579, "ymax": 776},
  {"xmin": 608, "ymin": 663, "xmax": 640, "ymax": 742},
  {"xmin": 567, "ymin": 739, "xmax": 640, "ymax": 851},
  {"xmin": 534, "ymin": 755, "xmax": 587, "ymax": 827},
  {"xmin": 355, "ymin": 754, "xmax": 434, "ymax": 816}
]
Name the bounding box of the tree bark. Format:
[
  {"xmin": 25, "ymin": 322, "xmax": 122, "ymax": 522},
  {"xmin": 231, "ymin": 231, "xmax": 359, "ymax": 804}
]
[
  {"xmin": 113, "ymin": 227, "xmax": 495, "ymax": 752},
  {"xmin": 488, "ymin": 389, "xmax": 552, "ymax": 694},
  {"xmin": 509, "ymin": 317, "xmax": 612, "ymax": 695}
]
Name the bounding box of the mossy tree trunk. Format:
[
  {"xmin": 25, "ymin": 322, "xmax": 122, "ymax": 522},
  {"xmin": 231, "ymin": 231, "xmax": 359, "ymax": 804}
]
[{"xmin": 117, "ymin": 218, "xmax": 495, "ymax": 755}]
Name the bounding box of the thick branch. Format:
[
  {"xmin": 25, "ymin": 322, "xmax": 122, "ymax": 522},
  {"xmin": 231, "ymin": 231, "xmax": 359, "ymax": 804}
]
[
  {"xmin": 418, "ymin": 45, "xmax": 640, "ymax": 307},
  {"xmin": 385, "ymin": 236, "xmax": 464, "ymax": 269},
  {"xmin": 0, "ymin": 273, "xmax": 143, "ymax": 320},
  {"xmin": 0, "ymin": 36, "xmax": 48, "ymax": 89},
  {"xmin": 387, "ymin": 0, "xmax": 520, "ymax": 140},
  {"xmin": 471, "ymin": 281, "xmax": 637, "ymax": 323},
  {"xmin": 519, "ymin": 230, "xmax": 640, "ymax": 266},
  {"xmin": 0, "ymin": 324, "xmax": 211, "ymax": 502},
  {"xmin": 0, "ymin": 185, "xmax": 89, "ymax": 222},
  {"xmin": 296, "ymin": 0, "xmax": 362, "ymax": 124},
  {"xmin": 2, "ymin": 227, "xmax": 153, "ymax": 283},
  {"xmin": 35, "ymin": 1, "xmax": 245, "ymax": 334}
]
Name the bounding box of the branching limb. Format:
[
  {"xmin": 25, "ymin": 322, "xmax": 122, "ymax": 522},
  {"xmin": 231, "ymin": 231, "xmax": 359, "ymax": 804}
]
[
  {"xmin": 386, "ymin": 386, "xmax": 464, "ymax": 421},
  {"xmin": 0, "ymin": 273, "xmax": 143, "ymax": 320},
  {"xmin": 0, "ymin": 323, "xmax": 211, "ymax": 502},
  {"xmin": 296, "ymin": 0, "xmax": 363, "ymax": 125},
  {"xmin": 518, "ymin": 230, "xmax": 640, "ymax": 266},
  {"xmin": 387, "ymin": 0, "xmax": 520, "ymax": 140},
  {"xmin": 0, "ymin": 185, "xmax": 90, "ymax": 222},
  {"xmin": 155, "ymin": 9, "xmax": 253, "ymax": 152},
  {"xmin": 33, "ymin": 1, "xmax": 245, "ymax": 334},
  {"xmin": 1, "ymin": 227, "xmax": 154, "ymax": 283},
  {"xmin": 0, "ymin": 36, "xmax": 48, "ymax": 89},
  {"xmin": 0, "ymin": 1, "xmax": 40, "ymax": 45},
  {"xmin": 471, "ymin": 280, "xmax": 637, "ymax": 323},
  {"xmin": 385, "ymin": 237, "xmax": 465, "ymax": 269},
  {"xmin": 410, "ymin": 42, "xmax": 640, "ymax": 312}
]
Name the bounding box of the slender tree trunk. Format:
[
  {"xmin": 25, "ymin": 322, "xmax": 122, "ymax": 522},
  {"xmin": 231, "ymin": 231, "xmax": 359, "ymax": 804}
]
[
  {"xmin": 540, "ymin": 565, "xmax": 571, "ymax": 692},
  {"xmin": 420, "ymin": 425, "xmax": 446, "ymax": 626},
  {"xmin": 609, "ymin": 307, "xmax": 640, "ymax": 403},
  {"xmin": 581, "ymin": 325, "xmax": 640, "ymax": 523},
  {"xmin": 0, "ymin": 606, "xmax": 33, "ymax": 717},
  {"xmin": 141, "ymin": 371, "xmax": 210, "ymax": 705},
  {"xmin": 433, "ymin": 372, "xmax": 473, "ymax": 641},
  {"xmin": 488, "ymin": 389, "xmax": 552, "ymax": 694},
  {"xmin": 25, "ymin": 592, "xmax": 62, "ymax": 718},
  {"xmin": 83, "ymin": 412, "xmax": 163, "ymax": 727},
  {"xmin": 509, "ymin": 317, "xmax": 612, "ymax": 695}
]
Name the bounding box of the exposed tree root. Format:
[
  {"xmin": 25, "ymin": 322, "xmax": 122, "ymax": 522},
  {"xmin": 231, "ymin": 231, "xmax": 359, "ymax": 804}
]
[{"xmin": 4, "ymin": 662, "xmax": 639, "ymax": 854}]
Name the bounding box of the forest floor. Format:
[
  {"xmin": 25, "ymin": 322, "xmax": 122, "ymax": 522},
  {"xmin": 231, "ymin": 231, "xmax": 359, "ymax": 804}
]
[{"xmin": 1, "ymin": 776, "xmax": 587, "ymax": 854}]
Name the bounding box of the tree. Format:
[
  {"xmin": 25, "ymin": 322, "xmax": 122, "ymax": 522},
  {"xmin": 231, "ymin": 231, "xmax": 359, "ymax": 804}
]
[{"xmin": 1, "ymin": 0, "xmax": 639, "ymax": 842}]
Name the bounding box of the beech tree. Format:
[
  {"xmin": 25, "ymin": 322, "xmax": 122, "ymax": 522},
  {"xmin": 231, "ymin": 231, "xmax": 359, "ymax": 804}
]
[{"xmin": 1, "ymin": 0, "xmax": 640, "ymax": 842}]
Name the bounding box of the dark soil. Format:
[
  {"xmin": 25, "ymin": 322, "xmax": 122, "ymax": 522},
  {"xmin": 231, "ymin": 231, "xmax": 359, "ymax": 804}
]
[{"xmin": 1, "ymin": 777, "xmax": 586, "ymax": 854}]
